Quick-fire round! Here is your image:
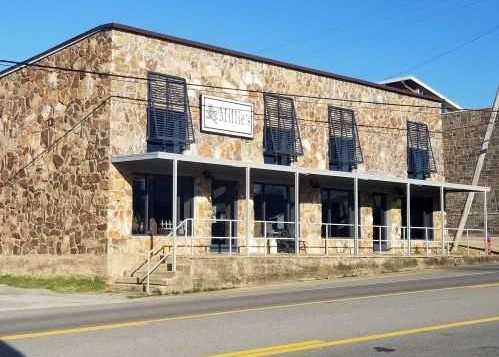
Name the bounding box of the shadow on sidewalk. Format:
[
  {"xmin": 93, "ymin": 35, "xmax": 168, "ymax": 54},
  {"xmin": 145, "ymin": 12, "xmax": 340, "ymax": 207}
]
[{"xmin": 0, "ymin": 341, "xmax": 24, "ymax": 357}]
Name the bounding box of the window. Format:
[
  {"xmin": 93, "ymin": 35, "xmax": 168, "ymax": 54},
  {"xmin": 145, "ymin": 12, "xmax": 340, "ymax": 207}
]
[
  {"xmin": 263, "ymin": 94, "xmax": 303, "ymax": 165},
  {"xmin": 253, "ymin": 183, "xmax": 295, "ymax": 253},
  {"xmin": 328, "ymin": 106, "xmax": 363, "ymax": 172},
  {"xmin": 147, "ymin": 73, "xmax": 194, "ymax": 153},
  {"xmin": 132, "ymin": 175, "xmax": 193, "ymax": 235},
  {"xmin": 407, "ymin": 121, "xmax": 436, "ymax": 179},
  {"xmin": 321, "ymin": 189, "xmax": 354, "ymax": 238},
  {"xmin": 402, "ymin": 195, "xmax": 434, "ymax": 240}
]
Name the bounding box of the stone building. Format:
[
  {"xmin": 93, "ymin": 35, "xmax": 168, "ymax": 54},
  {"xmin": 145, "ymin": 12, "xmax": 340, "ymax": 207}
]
[
  {"xmin": 0, "ymin": 23, "xmax": 488, "ymax": 282},
  {"xmin": 443, "ymin": 108, "xmax": 499, "ymax": 234}
]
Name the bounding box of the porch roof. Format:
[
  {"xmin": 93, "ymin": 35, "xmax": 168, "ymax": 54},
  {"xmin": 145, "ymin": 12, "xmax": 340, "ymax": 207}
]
[{"xmin": 111, "ymin": 152, "xmax": 489, "ymax": 193}]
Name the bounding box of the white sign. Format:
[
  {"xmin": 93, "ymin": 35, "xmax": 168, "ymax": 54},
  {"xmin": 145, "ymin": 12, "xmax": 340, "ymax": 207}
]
[{"xmin": 201, "ymin": 95, "xmax": 254, "ymax": 138}]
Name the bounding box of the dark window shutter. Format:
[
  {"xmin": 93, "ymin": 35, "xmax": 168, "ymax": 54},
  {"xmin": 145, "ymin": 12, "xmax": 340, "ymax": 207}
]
[
  {"xmin": 407, "ymin": 121, "xmax": 436, "ymax": 179},
  {"xmin": 328, "ymin": 106, "xmax": 363, "ymax": 171},
  {"xmin": 263, "ymin": 94, "xmax": 303, "ymax": 163},
  {"xmin": 147, "ymin": 73, "xmax": 194, "ymax": 153}
]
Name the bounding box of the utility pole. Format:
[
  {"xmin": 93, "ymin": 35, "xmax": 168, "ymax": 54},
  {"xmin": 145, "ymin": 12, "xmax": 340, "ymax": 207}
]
[{"xmin": 452, "ymin": 88, "xmax": 499, "ymax": 252}]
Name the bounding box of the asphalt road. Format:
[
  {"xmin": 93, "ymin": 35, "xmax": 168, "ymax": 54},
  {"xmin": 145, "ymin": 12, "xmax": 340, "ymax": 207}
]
[{"xmin": 1, "ymin": 264, "xmax": 498, "ymax": 357}]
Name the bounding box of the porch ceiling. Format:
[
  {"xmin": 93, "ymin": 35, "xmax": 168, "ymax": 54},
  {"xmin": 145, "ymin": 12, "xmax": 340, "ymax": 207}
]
[{"xmin": 112, "ymin": 152, "xmax": 489, "ymax": 193}]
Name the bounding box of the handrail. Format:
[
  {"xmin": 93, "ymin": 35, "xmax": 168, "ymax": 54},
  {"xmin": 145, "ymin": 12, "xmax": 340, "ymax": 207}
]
[{"xmin": 143, "ymin": 218, "xmax": 189, "ymax": 294}]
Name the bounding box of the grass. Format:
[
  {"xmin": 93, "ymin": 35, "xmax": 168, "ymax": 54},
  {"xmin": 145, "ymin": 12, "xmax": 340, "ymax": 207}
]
[{"xmin": 0, "ymin": 274, "xmax": 106, "ymax": 293}]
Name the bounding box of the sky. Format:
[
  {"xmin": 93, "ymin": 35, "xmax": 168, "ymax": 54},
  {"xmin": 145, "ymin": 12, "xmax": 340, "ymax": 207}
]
[{"xmin": 1, "ymin": 0, "xmax": 498, "ymax": 108}]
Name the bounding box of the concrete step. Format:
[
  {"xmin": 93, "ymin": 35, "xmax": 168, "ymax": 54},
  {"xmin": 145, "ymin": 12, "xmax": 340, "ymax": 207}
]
[
  {"xmin": 114, "ymin": 276, "xmax": 141, "ymax": 284},
  {"xmin": 110, "ymin": 283, "xmax": 146, "ymax": 294},
  {"xmin": 111, "ymin": 281, "xmax": 175, "ymax": 296}
]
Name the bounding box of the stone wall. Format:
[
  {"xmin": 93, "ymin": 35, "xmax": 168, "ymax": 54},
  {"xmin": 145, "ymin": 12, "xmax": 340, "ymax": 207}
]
[
  {"xmin": 0, "ymin": 26, "xmax": 447, "ymax": 279},
  {"xmin": 156, "ymin": 255, "xmax": 499, "ymax": 294},
  {"xmin": 108, "ymin": 30, "xmax": 443, "ymax": 177},
  {"xmin": 107, "ymin": 29, "xmax": 443, "ymax": 256},
  {"xmin": 0, "ymin": 32, "xmax": 112, "ymax": 268},
  {"xmin": 443, "ymin": 109, "xmax": 498, "ymax": 233}
]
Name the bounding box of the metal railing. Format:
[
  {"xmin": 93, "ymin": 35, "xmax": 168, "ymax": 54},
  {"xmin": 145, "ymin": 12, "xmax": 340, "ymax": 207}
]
[
  {"xmin": 138, "ymin": 219, "xmax": 489, "ymax": 293},
  {"xmin": 175, "ymin": 218, "xmax": 242, "ymax": 255},
  {"xmin": 444, "ymin": 228, "xmax": 486, "ymax": 256},
  {"xmin": 254, "ymin": 220, "xmax": 297, "ymax": 255},
  {"xmin": 143, "ymin": 219, "xmax": 189, "ymax": 294}
]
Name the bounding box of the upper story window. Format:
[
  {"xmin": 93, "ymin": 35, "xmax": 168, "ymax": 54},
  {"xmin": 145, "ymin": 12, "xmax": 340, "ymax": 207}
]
[
  {"xmin": 407, "ymin": 121, "xmax": 436, "ymax": 180},
  {"xmin": 328, "ymin": 106, "xmax": 363, "ymax": 172},
  {"xmin": 263, "ymin": 94, "xmax": 303, "ymax": 165},
  {"xmin": 147, "ymin": 73, "xmax": 194, "ymax": 153}
]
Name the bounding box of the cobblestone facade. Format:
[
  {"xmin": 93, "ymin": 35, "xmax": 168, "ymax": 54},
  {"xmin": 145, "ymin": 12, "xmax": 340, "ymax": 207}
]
[
  {"xmin": 0, "ymin": 32, "xmax": 112, "ymax": 260},
  {"xmin": 0, "ymin": 25, "xmax": 445, "ymax": 277},
  {"xmin": 443, "ymin": 109, "xmax": 499, "ymax": 233}
]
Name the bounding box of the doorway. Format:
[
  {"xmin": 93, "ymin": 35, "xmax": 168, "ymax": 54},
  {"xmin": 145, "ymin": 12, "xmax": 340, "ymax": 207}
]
[
  {"xmin": 211, "ymin": 180, "xmax": 238, "ymax": 253},
  {"xmin": 373, "ymin": 193, "xmax": 387, "ymax": 252}
]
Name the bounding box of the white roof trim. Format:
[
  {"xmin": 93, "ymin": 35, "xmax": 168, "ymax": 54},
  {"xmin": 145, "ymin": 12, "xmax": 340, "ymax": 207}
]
[
  {"xmin": 112, "ymin": 152, "xmax": 488, "ymax": 192},
  {"xmin": 379, "ymin": 76, "xmax": 462, "ymax": 110}
]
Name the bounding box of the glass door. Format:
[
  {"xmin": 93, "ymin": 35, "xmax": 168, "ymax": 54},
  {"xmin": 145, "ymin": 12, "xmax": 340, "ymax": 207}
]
[
  {"xmin": 373, "ymin": 193, "xmax": 387, "ymax": 252},
  {"xmin": 211, "ymin": 180, "xmax": 238, "ymax": 253}
]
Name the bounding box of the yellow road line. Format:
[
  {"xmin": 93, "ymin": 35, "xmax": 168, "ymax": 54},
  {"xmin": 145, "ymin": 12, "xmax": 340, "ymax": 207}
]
[
  {"xmin": 466, "ymin": 282, "xmax": 499, "ymax": 289},
  {"xmin": 211, "ymin": 340, "xmax": 324, "ymax": 357},
  {"xmin": 1, "ymin": 281, "xmax": 498, "ymax": 342},
  {"xmin": 210, "ymin": 315, "xmax": 499, "ymax": 357}
]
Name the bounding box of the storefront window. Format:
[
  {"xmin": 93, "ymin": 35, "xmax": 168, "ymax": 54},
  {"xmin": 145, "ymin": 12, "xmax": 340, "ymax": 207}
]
[
  {"xmin": 321, "ymin": 189, "xmax": 354, "ymax": 238},
  {"xmin": 402, "ymin": 195, "xmax": 434, "ymax": 240},
  {"xmin": 132, "ymin": 175, "xmax": 193, "ymax": 235},
  {"xmin": 253, "ymin": 183, "xmax": 295, "ymax": 253}
]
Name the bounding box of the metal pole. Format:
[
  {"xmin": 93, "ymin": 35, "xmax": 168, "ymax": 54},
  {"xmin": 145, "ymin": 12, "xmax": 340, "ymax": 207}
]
[
  {"xmin": 295, "ymin": 171, "xmax": 300, "ymax": 256},
  {"xmin": 146, "ymin": 251, "xmax": 151, "ymax": 295},
  {"xmin": 245, "ymin": 167, "xmax": 250, "ymax": 256},
  {"xmin": 425, "ymin": 227, "xmax": 429, "ymax": 256},
  {"xmin": 440, "ymin": 185, "xmax": 445, "ymax": 256},
  {"xmin": 378, "ymin": 226, "xmax": 382, "ymax": 254},
  {"xmin": 407, "ymin": 183, "xmax": 411, "ymax": 256},
  {"xmin": 466, "ymin": 229, "xmax": 470, "ymax": 256},
  {"xmin": 484, "ymin": 191, "xmax": 488, "ymax": 256},
  {"xmin": 229, "ymin": 219, "xmax": 232, "ymax": 256},
  {"xmin": 453, "ymin": 89, "xmax": 499, "ymax": 252},
  {"xmin": 354, "ymin": 177, "xmax": 359, "ymax": 256},
  {"xmin": 325, "ymin": 224, "xmax": 329, "ymax": 256},
  {"xmin": 172, "ymin": 159, "xmax": 178, "ymax": 272}
]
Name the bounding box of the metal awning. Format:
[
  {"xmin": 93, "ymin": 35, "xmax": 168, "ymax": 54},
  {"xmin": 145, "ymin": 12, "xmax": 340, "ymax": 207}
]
[{"xmin": 111, "ymin": 151, "xmax": 489, "ymax": 193}]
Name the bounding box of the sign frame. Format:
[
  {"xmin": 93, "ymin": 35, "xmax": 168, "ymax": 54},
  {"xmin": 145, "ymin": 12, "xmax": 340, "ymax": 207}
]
[{"xmin": 201, "ymin": 95, "xmax": 254, "ymax": 139}]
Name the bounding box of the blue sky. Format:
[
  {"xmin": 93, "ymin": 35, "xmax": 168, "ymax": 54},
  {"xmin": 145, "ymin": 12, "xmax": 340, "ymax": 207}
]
[{"xmin": 1, "ymin": 0, "xmax": 498, "ymax": 108}]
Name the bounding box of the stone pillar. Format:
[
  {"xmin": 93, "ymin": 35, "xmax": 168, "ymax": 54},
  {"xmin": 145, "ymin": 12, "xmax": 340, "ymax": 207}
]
[
  {"xmin": 433, "ymin": 209, "xmax": 446, "ymax": 255},
  {"xmin": 386, "ymin": 195, "xmax": 402, "ymax": 254},
  {"xmin": 300, "ymin": 184, "xmax": 322, "ymax": 255},
  {"xmin": 359, "ymin": 192, "xmax": 373, "ymax": 255},
  {"xmin": 194, "ymin": 175, "xmax": 212, "ymax": 254},
  {"xmin": 236, "ymin": 174, "xmax": 255, "ymax": 255}
]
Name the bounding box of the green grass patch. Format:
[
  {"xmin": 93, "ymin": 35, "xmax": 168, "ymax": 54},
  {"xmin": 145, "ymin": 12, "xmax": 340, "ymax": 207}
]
[{"xmin": 0, "ymin": 274, "xmax": 106, "ymax": 293}]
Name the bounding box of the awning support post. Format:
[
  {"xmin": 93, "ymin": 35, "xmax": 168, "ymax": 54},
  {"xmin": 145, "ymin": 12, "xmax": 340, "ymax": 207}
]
[
  {"xmin": 295, "ymin": 171, "xmax": 300, "ymax": 256},
  {"xmin": 172, "ymin": 159, "xmax": 178, "ymax": 272},
  {"xmin": 354, "ymin": 177, "xmax": 359, "ymax": 256},
  {"xmin": 406, "ymin": 183, "xmax": 411, "ymax": 256},
  {"xmin": 484, "ymin": 190, "xmax": 488, "ymax": 256},
  {"xmin": 245, "ymin": 166, "xmax": 251, "ymax": 256},
  {"xmin": 440, "ymin": 185, "xmax": 445, "ymax": 256}
]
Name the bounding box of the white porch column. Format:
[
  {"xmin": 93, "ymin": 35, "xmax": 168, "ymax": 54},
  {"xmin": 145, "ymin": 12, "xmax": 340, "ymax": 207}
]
[
  {"xmin": 440, "ymin": 185, "xmax": 445, "ymax": 256},
  {"xmin": 172, "ymin": 159, "xmax": 178, "ymax": 271},
  {"xmin": 406, "ymin": 183, "xmax": 411, "ymax": 256},
  {"xmin": 354, "ymin": 177, "xmax": 359, "ymax": 256},
  {"xmin": 245, "ymin": 166, "xmax": 251, "ymax": 256},
  {"xmin": 484, "ymin": 190, "xmax": 488, "ymax": 256},
  {"xmin": 295, "ymin": 171, "xmax": 300, "ymax": 256}
]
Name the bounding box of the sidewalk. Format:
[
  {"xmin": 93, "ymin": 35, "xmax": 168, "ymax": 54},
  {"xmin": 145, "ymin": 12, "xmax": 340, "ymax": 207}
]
[{"xmin": 0, "ymin": 285, "xmax": 127, "ymax": 312}]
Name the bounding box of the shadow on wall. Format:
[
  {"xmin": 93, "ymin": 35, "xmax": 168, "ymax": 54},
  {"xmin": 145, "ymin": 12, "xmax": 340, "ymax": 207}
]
[{"xmin": 0, "ymin": 341, "xmax": 25, "ymax": 357}]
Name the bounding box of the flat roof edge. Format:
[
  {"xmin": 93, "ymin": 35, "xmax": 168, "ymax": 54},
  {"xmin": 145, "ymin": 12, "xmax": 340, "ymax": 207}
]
[
  {"xmin": 0, "ymin": 23, "xmax": 441, "ymax": 103},
  {"xmin": 112, "ymin": 152, "xmax": 488, "ymax": 192}
]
